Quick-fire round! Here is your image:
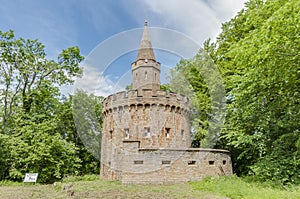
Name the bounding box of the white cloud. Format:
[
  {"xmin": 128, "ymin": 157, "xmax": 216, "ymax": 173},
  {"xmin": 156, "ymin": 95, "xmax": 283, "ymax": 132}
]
[
  {"xmin": 124, "ymin": 0, "xmax": 247, "ymax": 44},
  {"xmin": 74, "ymin": 63, "xmax": 125, "ymax": 97},
  {"xmin": 206, "ymin": 0, "xmax": 246, "ymax": 21}
]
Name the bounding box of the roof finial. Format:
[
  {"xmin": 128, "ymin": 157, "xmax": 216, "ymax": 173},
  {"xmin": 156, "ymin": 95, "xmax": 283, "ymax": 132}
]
[{"xmin": 144, "ymin": 20, "xmax": 148, "ymax": 27}]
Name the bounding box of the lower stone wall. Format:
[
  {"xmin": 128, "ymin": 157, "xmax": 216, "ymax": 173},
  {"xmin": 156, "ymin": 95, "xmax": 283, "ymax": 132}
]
[{"xmin": 119, "ymin": 148, "xmax": 232, "ymax": 184}]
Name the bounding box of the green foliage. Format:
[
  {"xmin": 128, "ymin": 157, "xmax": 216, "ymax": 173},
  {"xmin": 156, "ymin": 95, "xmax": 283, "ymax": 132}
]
[
  {"xmin": 72, "ymin": 89, "xmax": 103, "ymax": 161},
  {"xmin": 62, "ymin": 174, "xmax": 99, "ymax": 183},
  {"xmin": 170, "ymin": 48, "xmax": 225, "ymax": 148},
  {"xmin": 57, "ymin": 94, "xmax": 101, "ymax": 175},
  {"xmin": 0, "ymin": 29, "xmax": 84, "ymax": 131},
  {"xmin": 170, "ymin": 52, "xmax": 211, "ymax": 147},
  {"xmin": 0, "ymin": 134, "xmax": 10, "ymax": 180},
  {"xmin": 6, "ymin": 117, "xmax": 81, "ymax": 183},
  {"xmin": 251, "ymin": 133, "xmax": 300, "ymax": 184},
  {"xmin": 0, "ymin": 30, "xmax": 100, "ymax": 183},
  {"xmin": 0, "ymin": 180, "xmax": 23, "ymax": 186},
  {"xmin": 212, "ymin": 0, "xmax": 300, "ymax": 184},
  {"xmin": 160, "ymin": 83, "xmax": 170, "ymax": 92},
  {"xmin": 125, "ymin": 84, "xmax": 132, "ymax": 91},
  {"xmin": 169, "ymin": 0, "xmax": 300, "ymax": 185}
]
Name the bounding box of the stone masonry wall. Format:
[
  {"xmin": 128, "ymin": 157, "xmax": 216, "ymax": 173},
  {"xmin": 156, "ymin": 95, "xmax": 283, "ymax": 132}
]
[
  {"xmin": 120, "ymin": 146, "xmax": 232, "ymax": 184},
  {"xmin": 101, "ymin": 89, "xmax": 191, "ymax": 180}
]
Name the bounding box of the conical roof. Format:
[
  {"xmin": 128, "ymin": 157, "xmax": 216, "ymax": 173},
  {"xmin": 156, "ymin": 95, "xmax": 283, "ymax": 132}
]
[{"xmin": 136, "ymin": 21, "xmax": 156, "ymax": 61}]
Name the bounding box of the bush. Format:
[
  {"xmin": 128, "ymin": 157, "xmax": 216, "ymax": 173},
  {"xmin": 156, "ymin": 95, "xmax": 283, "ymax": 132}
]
[{"xmin": 250, "ymin": 133, "xmax": 300, "ymax": 185}]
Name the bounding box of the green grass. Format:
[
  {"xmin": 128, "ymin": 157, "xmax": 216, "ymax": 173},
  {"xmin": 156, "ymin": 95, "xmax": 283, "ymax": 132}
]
[
  {"xmin": 190, "ymin": 175, "xmax": 300, "ymax": 199},
  {"xmin": 0, "ymin": 175, "xmax": 299, "ymax": 199}
]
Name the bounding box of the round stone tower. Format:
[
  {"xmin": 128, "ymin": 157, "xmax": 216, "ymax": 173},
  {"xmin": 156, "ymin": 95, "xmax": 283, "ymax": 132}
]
[{"xmin": 100, "ymin": 22, "xmax": 191, "ymax": 180}]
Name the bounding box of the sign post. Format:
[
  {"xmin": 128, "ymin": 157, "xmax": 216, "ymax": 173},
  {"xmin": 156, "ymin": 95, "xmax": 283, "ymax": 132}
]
[{"xmin": 23, "ymin": 173, "xmax": 38, "ymax": 186}]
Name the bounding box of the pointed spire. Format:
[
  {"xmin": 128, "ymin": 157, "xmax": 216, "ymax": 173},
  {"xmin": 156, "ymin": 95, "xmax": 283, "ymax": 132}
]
[{"xmin": 136, "ymin": 20, "xmax": 156, "ymax": 61}]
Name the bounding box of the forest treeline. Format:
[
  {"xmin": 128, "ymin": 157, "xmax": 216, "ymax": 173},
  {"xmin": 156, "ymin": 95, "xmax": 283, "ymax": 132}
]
[
  {"xmin": 0, "ymin": 0, "xmax": 299, "ymax": 184},
  {"xmin": 171, "ymin": 0, "xmax": 300, "ymax": 184}
]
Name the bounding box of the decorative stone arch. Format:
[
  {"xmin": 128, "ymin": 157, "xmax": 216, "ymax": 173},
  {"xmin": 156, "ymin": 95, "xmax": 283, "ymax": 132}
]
[
  {"xmin": 129, "ymin": 104, "xmax": 136, "ymax": 112},
  {"xmin": 145, "ymin": 103, "xmax": 150, "ymax": 109},
  {"xmin": 137, "ymin": 103, "xmax": 144, "ymax": 110},
  {"xmin": 171, "ymin": 105, "xmax": 176, "ymax": 112},
  {"xmin": 165, "ymin": 104, "xmax": 170, "ymax": 111}
]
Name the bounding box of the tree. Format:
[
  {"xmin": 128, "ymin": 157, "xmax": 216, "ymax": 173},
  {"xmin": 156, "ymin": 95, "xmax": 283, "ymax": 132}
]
[
  {"xmin": 212, "ymin": 0, "xmax": 300, "ymax": 183},
  {"xmin": 169, "ymin": 47, "xmax": 225, "ymax": 148},
  {"xmin": 6, "ymin": 116, "xmax": 81, "ymax": 183},
  {"xmin": 72, "ymin": 89, "xmax": 103, "ymax": 172},
  {"xmin": 0, "ymin": 30, "xmax": 83, "ymax": 132},
  {"xmin": 169, "ymin": 0, "xmax": 300, "ymax": 184},
  {"xmin": 0, "ymin": 30, "xmax": 88, "ymax": 183}
]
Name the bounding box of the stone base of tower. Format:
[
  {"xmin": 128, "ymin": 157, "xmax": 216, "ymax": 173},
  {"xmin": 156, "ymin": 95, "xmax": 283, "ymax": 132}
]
[{"xmin": 100, "ymin": 142, "xmax": 232, "ymax": 184}]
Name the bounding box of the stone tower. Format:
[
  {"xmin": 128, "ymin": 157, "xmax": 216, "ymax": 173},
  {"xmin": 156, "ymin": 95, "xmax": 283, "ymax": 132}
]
[
  {"xmin": 100, "ymin": 22, "xmax": 232, "ymax": 183},
  {"xmin": 132, "ymin": 21, "xmax": 160, "ymax": 92}
]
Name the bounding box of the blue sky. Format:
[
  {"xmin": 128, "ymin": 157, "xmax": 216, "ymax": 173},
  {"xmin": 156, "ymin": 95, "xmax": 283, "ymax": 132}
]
[{"xmin": 0, "ymin": 0, "xmax": 247, "ymax": 96}]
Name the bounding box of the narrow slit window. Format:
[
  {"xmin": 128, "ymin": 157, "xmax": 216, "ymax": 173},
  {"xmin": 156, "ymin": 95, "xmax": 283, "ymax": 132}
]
[
  {"xmin": 134, "ymin": 160, "xmax": 143, "ymax": 164},
  {"xmin": 162, "ymin": 160, "xmax": 171, "ymax": 165},
  {"xmin": 188, "ymin": 160, "xmax": 196, "ymax": 165},
  {"xmin": 223, "ymin": 160, "xmax": 226, "ymax": 165},
  {"xmin": 145, "ymin": 71, "xmax": 148, "ymax": 80},
  {"xmin": 109, "ymin": 130, "xmax": 113, "ymax": 139},
  {"xmin": 125, "ymin": 129, "xmax": 129, "ymax": 139},
  {"xmin": 144, "ymin": 127, "xmax": 150, "ymax": 137}
]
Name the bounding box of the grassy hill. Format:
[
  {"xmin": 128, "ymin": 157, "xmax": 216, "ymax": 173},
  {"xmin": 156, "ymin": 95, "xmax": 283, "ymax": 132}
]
[{"xmin": 0, "ymin": 175, "xmax": 299, "ymax": 199}]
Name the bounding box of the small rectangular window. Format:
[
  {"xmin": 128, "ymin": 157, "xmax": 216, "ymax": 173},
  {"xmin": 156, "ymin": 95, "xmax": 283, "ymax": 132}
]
[
  {"xmin": 188, "ymin": 160, "xmax": 196, "ymax": 165},
  {"xmin": 134, "ymin": 160, "xmax": 143, "ymax": 164},
  {"xmin": 223, "ymin": 160, "xmax": 226, "ymax": 165},
  {"xmin": 165, "ymin": 128, "xmax": 170, "ymax": 138},
  {"xmin": 209, "ymin": 161, "xmax": 215, "ymax": 165},
  {"xmin": 162, "ymin": 160, "xmax": 171, "ymax": 165}
]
